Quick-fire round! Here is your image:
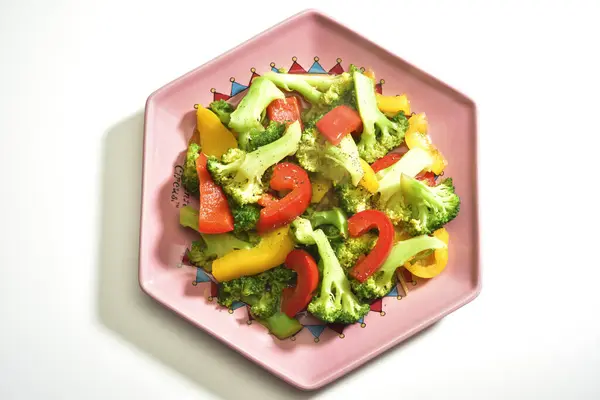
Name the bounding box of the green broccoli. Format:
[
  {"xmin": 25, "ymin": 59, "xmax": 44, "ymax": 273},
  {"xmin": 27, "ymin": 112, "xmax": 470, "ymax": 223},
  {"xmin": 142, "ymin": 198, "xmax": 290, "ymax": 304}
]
[
  {"xmin": 309, "ymin": 207, "xmax": 349, "ymax": 240},
  {"xmin": 296, "ymin": 127, "xmax": 364, "ymax": 186},
  {"xmin": 376, "ymin": 147, "xmax": 433, "ymax": 205},
  {"xmin": 181, "ymin": 142, "xmax": 201, "ymax": 197},
  {"xmin": 334, "ymin": 233, "xmax": 378, "ymax": 269},
  {"xmin": 207, "ymin": 121, "xmax": 302, "ymax": 205},
  {"xmin": 291, "ymin": 218, "xmax": 369, "ymax": 324},
  {"xmin": 386, "ymin": 175, "xmax": 460, "ymax": 236},
  {"xmin": 229, "ymin": 202, "xmax": 260, "ymax": 233},
  {"xmin": 242, "ymin": 120, "xmax": 286, "ymax": 152},
  {"xmin": 262, "ymin": 71, "xmax": 353, "ymax": 105},
  {"xmin": 217, "ymin": 266, "xmax": 296, "ymax": 319},
  {"xmin": 228, "ymin": 77, "xmax": 285, "ymax": 134},
  {"xmin": 351, "ymin": 235, "xmax": 447, "ymax": 301},
  {"xmin": 334, "ymin": 183, "xmax": 373, "ymax": 215},
  {"xmin": 179, "ymin": 206, "xmax": 254, "ymax": 272},
  {"xmin": 209, "ymin": 99, "xmax": 235, "ymax": 126},
  {"xmin": 353, "ymin": 71, "xmax": 410, "ymax": 163}
]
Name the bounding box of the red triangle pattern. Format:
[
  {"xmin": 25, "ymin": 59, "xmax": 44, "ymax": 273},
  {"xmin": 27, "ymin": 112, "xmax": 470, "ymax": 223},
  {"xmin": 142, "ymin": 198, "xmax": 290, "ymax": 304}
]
[
  {"xmin": 213, "ymin": 92, "xmax": 231, "ymax": 101},
  {"xmin": 248, "ymin": 71, "xmax": 260, "ymax": 86},
  {"xmin": 288, "ymin": 61, "xmax": 307, "ymax": 74},
  {"xmin": 375, "ymin": 82, "xmax": 383, "ymax": 94},
  {"xmin": 329, "ymin": 62, "xmax": 344, "ymax": 75},
  {"xmin": 210, "ymin": 282, "xmax": 218, "ymax": 297},
  {"xmin": 369, "ymin": 298, "xmax": 383, "ymax": 313}
]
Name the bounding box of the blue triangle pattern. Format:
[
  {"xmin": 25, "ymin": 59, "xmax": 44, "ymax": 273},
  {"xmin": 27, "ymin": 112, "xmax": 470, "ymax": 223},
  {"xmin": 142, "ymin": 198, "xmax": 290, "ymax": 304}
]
[
  {"xmin": 306, "ymin": 325, "xmax": 326, "ymax": 339},
  {"xmin": 195, "ymin": 268, "xmax": 211, "ymax": 283},
  {"xmin": 231, "ymin": 81, "xmax": 248, "ymax": 96},
  {"xmin": 386, "ymin": 286, "xmax": 399, "ymax": 297},
  {"xmin": 231, "ymin": 301, "xmax": 246, "ymax": 311},
  {"xmin": 308, "ymin": 61, "xmax": 326, "ymax": 74},
  {"xmin": 358, "ymin": 316, "xmax": 364, "ymax": 324},
  {"xmin": 271, "ymin": 66, "xmax": 280, "ymax": 73}
]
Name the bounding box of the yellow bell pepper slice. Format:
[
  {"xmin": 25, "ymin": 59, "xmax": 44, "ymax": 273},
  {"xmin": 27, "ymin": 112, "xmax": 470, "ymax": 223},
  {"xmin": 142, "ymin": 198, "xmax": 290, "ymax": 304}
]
[
  {"xmin": 196, "ymin": 105, "xmax": 238, "ymax": 158},
  {"xmin": 358, "ymin": 159, "xmax": 379, "ymax": 193},
  {"xmin": 211, "ymin": 225, "xmax": 294, "ymax": 282},
  {"xmin": 404, "ymin": 228, "xmax": 449, "ymax": 278},
  {"xmin": 376, "ymin": 93, "xmax": 411, "ymax": 117},
  {"xmin": 311, "ymin": 176, "xmax": 332, "ymax": 204},
  {"xmin": 364, "ymin": 69, "xmax": 376, "ymax": 81},
  {"xmin": 405, "ymin": 113, "xmax": 448, "ymax": 175}
]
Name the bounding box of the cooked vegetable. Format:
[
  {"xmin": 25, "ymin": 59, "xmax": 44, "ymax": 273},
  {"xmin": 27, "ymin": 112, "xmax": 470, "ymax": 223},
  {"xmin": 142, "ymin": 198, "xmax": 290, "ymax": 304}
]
[
  {"xmin": 267, "ymin": 96, "xmax": 303, "ymax": 126},
  {"xmin": 230, "ymin": 202, "xmax": 260, "ymax": 233},
  {"xmin": 358, "ymin": 159, "xmax": 379, "ymax": 193},
  {"xmin": 207, "ymin": 121, "xmax": 302, "ymax": 205},
  {"xmin": 296, "ymin": 127, "xmax": 364, "ymax": 186},
  {"xmin": 256, "ymin": 162, "xmax": 312, "ymax": 233},
  {"xmin": 376, "ymin": 147, "xmax": 433, "ymax": 205},
  {"xmin": 334, "ymin": 232, "xmax": 377, "ymax": 269},
  {"xmin": 291, "ymin": 218, "xmax": 369, "ymax": 324},
  {"xmin": 309, "ymin": 207, "xmax": 349, "ymax": 240},
  {"xmin": 196, "ymin": 104, "xmax": 238, "ymax": 158},
  {"xmin": 281, "ymin": 250, "xmax": 320, "ymax": 318},
  {"xmin": 242, "ymin": 121, "xmax": 287, "ymax": 152},
  {"xmin": 310, "ymin": 175, "xmax": 332, "ymax": 203},
  {"xmin": 316, "ymin": 105, "xmax": 363, "ymax": 146},
  {"xmin": 195, "ymin": 154, "xmax": 234, "ymax": 233},
  {"xmin": 347, "ymin": 210, "xmax": 394, "ymax": 283},
  {"xmin": 376, "ymin": 93, "xmax": 411, "ymax": 117},
  {"xmin": 182, "ymin": 142, "xmax": 201, "ymax": 197},
  {"xmin": 209, "ymin": 99, "xmax": 235, "ymax": 126},
  {"xmin": 387, "ymin": 175, "xmax": 460, "ymax": 236},
  {"xmin": 334, "ymin": 183, "xmax": 373, "ymax": 215},
  {"xmin": 353, "ymin": 71, "xmax": 410, "ymax": 163},
  {"xmin": 404, "ymin": 228, "xmax": 450, "ymax": 278},
  {"xmin": 263, "ymin": 71, "xmax": 354, "ymax": 106},
  {"xmin": 351, "ymin": 235, "xmax": 447, "ymax": 301},
  {"xmin": 405, "ymin": 113, "xmax": 448, "ymax": 175},
  {"xmin": 179, "ymin": 205, "xmax": 253, "ymax": 272},
  {"xmin": 211, "ymin": 225, "xmax": 295, "ymax": 282},
  {"xmin": 228, "ymin": 77, "xmax": 285, "ymax": 134}
]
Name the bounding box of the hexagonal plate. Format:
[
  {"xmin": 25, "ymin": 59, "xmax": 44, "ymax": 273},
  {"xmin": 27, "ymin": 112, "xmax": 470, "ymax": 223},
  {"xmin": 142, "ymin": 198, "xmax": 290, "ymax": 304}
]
[{"xmin": 140, "ymin": 9, "xmax": 480, "ymax": 390}]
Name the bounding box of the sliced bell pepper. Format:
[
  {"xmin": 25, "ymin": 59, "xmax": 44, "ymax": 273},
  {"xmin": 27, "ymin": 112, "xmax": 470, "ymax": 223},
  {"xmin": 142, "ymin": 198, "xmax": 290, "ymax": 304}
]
[
  {"xmin": 256, "ymin": 163, "xmax": 312, "ymax": 233},
  {"xmin": 196, "ymin": 105, "xmax": 238, "ymax": 158},
  {"xmin": 370, "ymin": 152, "xmax": 404, "ymax": 173},
  {"xmin": 195, "ymin": 154, "xmax": 234, "ymax": 234},
  {"xmin": 258, "ymin": 193, "xmax": 278, "ymax": 208},
  {"xmin": 406, "ymin": 113, "xmax": 447, "ymax": 175},
  {"xmin": 315, "ymin": 105, "xmax": 363, "ymax": 146},
  {"xmin": 211, "ymin": 225, "xmax": 295, "ymax": 282},
  {"xmin": 348, "ymin": 210, "xmax": 395, "ymax": 282},
  {"xmin": 404, "ymin": 228, "xmax": 449, "ymax": 278},
  {"xmin": 267, "ymin": 96, "xmax": 303, "ymax": 127},
  {"xmin": 310, "ymin": 176, "xmax": 332, "ymax": 203},
  {"xmin": 376, "ymin": 93, "xmax": 411, "ymax": 117},
  {"xmin": 281, "ymin": 249, "xmax": 320, "ymax": 318},
  {"xmin": 370, "ymin": 152, "xmax": 437, "ymax": 186},
  {"xmin": 358, "ymin": 159, "xmax": 379, "ymax": 193}
]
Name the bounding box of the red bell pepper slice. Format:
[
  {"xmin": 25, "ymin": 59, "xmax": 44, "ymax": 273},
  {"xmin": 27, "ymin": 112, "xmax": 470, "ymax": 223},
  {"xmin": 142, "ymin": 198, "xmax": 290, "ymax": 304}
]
[
  {"xmin": 195, "ymin": 154, "xmax": 234, "ymax": 234},
  {"xmin": 316, "ymin": 105, "xmax": 363, "ymax": 146},
  {"xmin": 371, "ymin": 152, "xmax": 437, "ymax": 186},
  {"xmin": 256, "ymin": 162, "xmax": 312, "ymax": 233},
  {"xmin": 281, "ymin": 249, "xmax": 320, "ymax": 318},
  {"xmin": 348, "ymin": 210, "xmax": 395, "ymax": 282},
  {"xmin": 370, "ymin": 152, "xmax": 405, "ymax": 173},
  {"xmin": 267, "ymin": 96, "xmax": 303, "ymax": 127}
]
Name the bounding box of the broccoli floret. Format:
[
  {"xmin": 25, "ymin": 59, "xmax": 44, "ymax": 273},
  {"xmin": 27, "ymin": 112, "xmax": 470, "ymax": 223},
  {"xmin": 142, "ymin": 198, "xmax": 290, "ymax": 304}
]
[
  {"xmin": 182, "ymin": 143, "xmax": 201, "ymax": 197},
  {"xmin": 290, "ymin": 218, "xmax": 369, "ymax": 324},
  {"xmin": 353, "ymin": 71, "xmax": 410, "ymax": 163},
  {"xmin": 179, "ymin": 206, "xmax": 254, "ymax": 272},
  {"xmin": 230, "ymin": 202, "xmax": 260, "ymax": 233},
  {"xmin": 334, "ymin": 183, "xmax": 373, "ymax": 214},
  {"xmin": 263, "ymin": 71, "xmax": 353, "ymax": 105},
  {"xmin": 296, "ymin": 127, "xmax": 364, "ymax": 186},
  {"xmin": 335, "ymin": 233, "xmax": 378, "ymax": 269},
  {"xmin": 376, "ymin": 147, "xmax": 433, "ymax": 205},
  {"xmin": 242, "ymin": 120, "xmax": 286, "ymax": 152},
  {"xmin": 387, "ymin": 175, "xmax": 460, "ymax": 236},
  {"xmin": 209, "ymin": 99, "xmax": 235, "ymax": 126},
  {"xmin": 228, "ymin": 77, "xmax": 285, "ymax": 134},
  {"xmin": 217, "ymin": 266, "xmax": 296, "ymax": 319},
  {"xmin": 351, "ymin": 235, "xmax": 447, "ymax": 301},
  {"xmin": 207, "ymin": 121, "xmax": 302, "ymax": 205},
  {"xmin": 309, "ymin": 207, "xmax": 349, "ymax": 240}
]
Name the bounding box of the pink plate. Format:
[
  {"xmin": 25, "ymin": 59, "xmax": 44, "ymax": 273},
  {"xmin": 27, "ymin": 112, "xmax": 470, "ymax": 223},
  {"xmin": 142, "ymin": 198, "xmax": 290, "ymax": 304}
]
[{"xmin": 140, "ymin": 9, "xmax": 480, "ymax": 390}]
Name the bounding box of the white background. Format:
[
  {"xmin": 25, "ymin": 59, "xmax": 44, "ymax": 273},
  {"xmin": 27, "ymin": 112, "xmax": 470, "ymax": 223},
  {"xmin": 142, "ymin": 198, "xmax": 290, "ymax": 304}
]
[{"xmin": 1, "ymin": 0, "xmax": 599, "ymax": 399}]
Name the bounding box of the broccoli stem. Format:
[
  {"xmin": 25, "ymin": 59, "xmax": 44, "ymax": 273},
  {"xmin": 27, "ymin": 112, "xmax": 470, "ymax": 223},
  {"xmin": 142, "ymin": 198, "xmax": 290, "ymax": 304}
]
[
  {"xmin": 263, "ymin": 71, "xmax": 339, "ymax": 104},
  {"xmin": 377, "ymin": 235, "xmax": 447, "ymax": 283},
  {"xmin": 180, "ymin": 205, "xmax": 199, "ymax": 231},
  {"xmin": 377, "ymin": 148, "xmax": 433, "ymax": 204}
]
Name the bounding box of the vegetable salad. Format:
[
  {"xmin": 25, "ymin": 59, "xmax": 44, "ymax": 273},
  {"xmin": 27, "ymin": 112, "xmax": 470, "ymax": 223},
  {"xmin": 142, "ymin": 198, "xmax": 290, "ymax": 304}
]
[{"xmin": 179, "ymin": 65, "xmax": 460, "ymax": 339}]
